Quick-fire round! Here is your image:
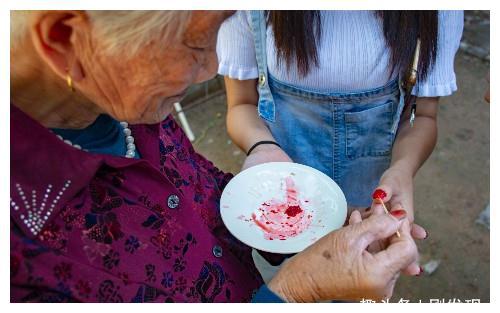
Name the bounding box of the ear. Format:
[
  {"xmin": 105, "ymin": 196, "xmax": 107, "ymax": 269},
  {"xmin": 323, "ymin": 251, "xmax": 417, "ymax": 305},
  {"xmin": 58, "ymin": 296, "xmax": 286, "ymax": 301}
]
[{"xmin": 30, "ymin": 11, "xmax": 88, "ymax": 84}]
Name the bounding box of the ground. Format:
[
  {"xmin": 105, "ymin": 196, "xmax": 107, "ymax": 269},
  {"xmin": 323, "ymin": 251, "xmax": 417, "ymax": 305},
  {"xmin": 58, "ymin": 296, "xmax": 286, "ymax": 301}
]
[{"xmin": 180, "ymin": 11, "xmax": 490, "ymax": 303}]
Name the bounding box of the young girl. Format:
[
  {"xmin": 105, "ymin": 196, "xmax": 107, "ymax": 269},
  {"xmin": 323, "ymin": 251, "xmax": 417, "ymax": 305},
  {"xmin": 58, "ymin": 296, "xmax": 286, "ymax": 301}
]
[
  {"xmin": 217, "ymin": 10, "xmax": 463, "ymax": 222},
  {"xmin": 217, "ymin": 11, "xmax": 462, "ymax": 280}
]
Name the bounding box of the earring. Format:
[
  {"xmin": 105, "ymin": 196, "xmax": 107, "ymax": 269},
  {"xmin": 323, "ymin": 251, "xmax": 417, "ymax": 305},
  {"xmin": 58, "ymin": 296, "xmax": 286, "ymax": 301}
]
[{"xmin": 65, "ymin": 68, "xmax": 75, "ymax": 92}]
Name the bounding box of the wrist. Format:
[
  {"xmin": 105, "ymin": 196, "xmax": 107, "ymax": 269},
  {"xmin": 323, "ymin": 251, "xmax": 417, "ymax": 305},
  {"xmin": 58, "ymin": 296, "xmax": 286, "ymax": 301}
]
[
  {"xmin": 267, "ymin": 270, "xmax": 298, "ymax": 303},
  {"xmin": 247, "ymin": 140, "xmax": 281, "ymax": 156},
  {"xmin": 387, "ymin": 161, "xmax": 415, "ymax": 178},
  {"xmin": 267, "ymin": 258, "xmax": 320, "ymax": 303},
  {"xmin": 267, "ymin": 278, "xmax": 293, "ymax": 303}
]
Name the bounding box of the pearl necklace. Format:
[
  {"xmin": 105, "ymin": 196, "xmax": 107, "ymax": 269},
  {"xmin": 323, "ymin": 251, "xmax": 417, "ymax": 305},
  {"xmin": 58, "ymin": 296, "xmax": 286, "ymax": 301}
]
[{"xmin": 54, "ymin": 121, "xmax": 137, "ymax": 158}]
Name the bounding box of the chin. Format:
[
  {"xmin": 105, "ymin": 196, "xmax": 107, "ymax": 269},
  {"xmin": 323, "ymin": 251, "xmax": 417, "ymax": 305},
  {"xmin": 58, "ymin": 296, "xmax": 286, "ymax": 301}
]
[
  {"xmin": 129, "ymin": 96, "xmax": 179, "ymax": 125},
  {"xmin": 140, "ymin": 107, "xmax": 174, "ymax": 125}
]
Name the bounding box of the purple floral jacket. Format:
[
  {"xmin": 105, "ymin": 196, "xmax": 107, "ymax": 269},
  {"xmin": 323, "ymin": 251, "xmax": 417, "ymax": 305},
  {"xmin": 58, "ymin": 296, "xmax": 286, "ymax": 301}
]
[{"xmin": 10, "ymin": 105, "xmax": 263, "ymax": 302}]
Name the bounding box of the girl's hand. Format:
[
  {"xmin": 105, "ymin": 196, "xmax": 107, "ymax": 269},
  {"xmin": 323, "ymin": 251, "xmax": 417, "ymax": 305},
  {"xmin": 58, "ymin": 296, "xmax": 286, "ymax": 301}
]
[
  {"xmin": 373, "ymin": 166, "xmax": 415, "ymax": 223},
  {"xmin": 372, "ymin": 166, "xmax": 428, "ymax": 240},
  {"xmin": 241, "ymin": 144, "xmax": 293, "ymax": 171}
]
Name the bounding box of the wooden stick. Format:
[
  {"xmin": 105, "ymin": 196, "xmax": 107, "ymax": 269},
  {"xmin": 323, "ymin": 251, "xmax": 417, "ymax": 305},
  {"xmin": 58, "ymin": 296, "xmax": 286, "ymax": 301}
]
[
  {"xmin": 379, "ymin": 200, "xmax": 401, "ymax": 238},
  {"xmin": 174, "ymin": 102, "xmax": 195, "ymax": 142}
]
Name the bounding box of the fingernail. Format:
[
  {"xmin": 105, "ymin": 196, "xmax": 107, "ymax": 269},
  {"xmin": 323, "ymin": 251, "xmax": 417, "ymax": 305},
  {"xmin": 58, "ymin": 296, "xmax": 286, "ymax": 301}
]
[
  {"xmin": 372, "ymin": 189, "xmax": 387, "ymax": 200},
  {"xmin": 424, "ymin": 230, "xmax": 429, "ymax": 240},
  {"xmin": 416, "ymin": 266, "xmax": 424, "ymax": 276},
  {"xmin": 390, "ymin": 209, "xmax": 407, "ymax": 220}
]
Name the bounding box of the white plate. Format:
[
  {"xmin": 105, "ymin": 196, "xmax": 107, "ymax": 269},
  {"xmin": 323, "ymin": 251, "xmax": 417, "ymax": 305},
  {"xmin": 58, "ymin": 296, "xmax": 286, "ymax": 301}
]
[{"xmin": 220, "ymin": 162, "xmax": 347, "ymax": 254}]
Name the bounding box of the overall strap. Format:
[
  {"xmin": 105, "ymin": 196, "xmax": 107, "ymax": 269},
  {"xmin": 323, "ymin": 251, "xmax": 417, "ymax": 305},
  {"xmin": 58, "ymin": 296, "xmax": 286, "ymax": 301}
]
[
  {"xmin": 249, "ymin": 10, "xmax": 276, "ymax": 122},
  {"xmin": 392, "ymin": 76, "xmax": 407, "ymax": 134}
]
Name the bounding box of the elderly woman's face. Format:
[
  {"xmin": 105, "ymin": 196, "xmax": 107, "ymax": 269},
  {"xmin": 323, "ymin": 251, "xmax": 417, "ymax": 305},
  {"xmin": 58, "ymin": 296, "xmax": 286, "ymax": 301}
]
[{"xmin": 73, "ymin": 11, "xmax": 230, "ymax": 124}]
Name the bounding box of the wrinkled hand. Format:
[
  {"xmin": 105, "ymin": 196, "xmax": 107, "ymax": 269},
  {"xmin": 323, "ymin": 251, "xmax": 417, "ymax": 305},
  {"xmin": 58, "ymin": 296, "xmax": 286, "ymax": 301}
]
[
  {"xmin": 267, "ymin": 212, "xmax": 418, "ymax": 302},
  {"xmin": 241, "ymin": 144, "xmax": 293, "ymax": 171},
  {"xmin": 350, "ymin": 202, "xmax": 422, "ymax": 276}
]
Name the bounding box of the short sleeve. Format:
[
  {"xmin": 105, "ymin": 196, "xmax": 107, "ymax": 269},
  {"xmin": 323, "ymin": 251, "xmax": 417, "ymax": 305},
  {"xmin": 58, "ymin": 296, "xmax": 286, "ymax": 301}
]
[
  {"xmin": 414, "ymin": 10, "xmax": 464, "ymax": 97},
  {"xmin": 217, "ymin": 10, "xmax": 259, "ymax": 80}
]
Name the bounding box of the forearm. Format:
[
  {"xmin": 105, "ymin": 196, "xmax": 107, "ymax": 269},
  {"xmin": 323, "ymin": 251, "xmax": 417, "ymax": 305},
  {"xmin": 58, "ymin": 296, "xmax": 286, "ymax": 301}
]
[
  {"xmin": 390, "ymin": 98, "xmax": 438, "ymax": 176},
  {"xmin": 226, "ymin": 103, "xmax": 276, "ymax": 152}
]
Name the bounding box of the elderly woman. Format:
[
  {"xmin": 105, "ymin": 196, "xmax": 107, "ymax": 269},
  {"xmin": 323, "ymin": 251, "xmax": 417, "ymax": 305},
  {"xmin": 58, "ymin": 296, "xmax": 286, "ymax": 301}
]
[{"xmin": 10, "ymin": 10, "xmax": 419, "ymax": 303}]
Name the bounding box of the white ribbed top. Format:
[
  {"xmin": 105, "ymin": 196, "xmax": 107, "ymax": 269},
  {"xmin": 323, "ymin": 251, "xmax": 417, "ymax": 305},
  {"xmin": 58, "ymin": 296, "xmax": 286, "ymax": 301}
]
[{"xmin": 217, "ymin": 10, "xmax": 464, "ymax": 96}]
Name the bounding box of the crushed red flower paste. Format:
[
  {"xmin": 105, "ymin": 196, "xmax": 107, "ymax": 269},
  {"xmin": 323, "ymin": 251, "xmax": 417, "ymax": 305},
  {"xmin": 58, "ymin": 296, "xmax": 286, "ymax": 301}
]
[{"xmin": 251, "ymin": 176, "xmax": 313, "ymax": 240}]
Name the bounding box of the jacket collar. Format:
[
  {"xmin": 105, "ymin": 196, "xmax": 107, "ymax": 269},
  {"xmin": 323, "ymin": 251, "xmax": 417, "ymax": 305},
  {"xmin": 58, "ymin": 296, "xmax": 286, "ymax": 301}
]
[{"xmin": 10, "ymin": 104, "xmax": 161, "ymax": 238}]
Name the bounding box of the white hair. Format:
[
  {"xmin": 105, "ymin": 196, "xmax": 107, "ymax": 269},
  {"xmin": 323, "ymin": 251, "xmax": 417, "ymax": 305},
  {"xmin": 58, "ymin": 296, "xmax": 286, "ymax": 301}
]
[
  {"xmin": 10, "ymin": 10, "xmax": 191, "ymax": 56},
  {"xmin": 10, "ymin": 10, "xmax": 31, "ymax": 48}
]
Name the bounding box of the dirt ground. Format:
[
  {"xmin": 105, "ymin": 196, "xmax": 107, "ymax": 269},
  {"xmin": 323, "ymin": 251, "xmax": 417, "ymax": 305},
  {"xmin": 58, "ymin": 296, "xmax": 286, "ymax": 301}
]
[{"xmin": 181, "ymin": 12, "xmax": 490, "ymax": 303}]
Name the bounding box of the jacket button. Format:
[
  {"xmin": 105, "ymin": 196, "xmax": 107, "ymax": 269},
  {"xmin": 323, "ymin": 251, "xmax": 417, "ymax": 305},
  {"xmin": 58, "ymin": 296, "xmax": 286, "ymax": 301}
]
[
  {"xmin": 167, "ymin": 194, "xmax": 179, "ymax": 209},
  {"xmin": 212, "ymin": 245, "xmax": 223, "ymax": 258}
]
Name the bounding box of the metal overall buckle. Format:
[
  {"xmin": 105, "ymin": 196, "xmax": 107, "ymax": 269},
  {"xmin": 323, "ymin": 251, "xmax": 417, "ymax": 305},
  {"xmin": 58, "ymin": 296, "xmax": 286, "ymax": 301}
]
[{"xmin": 403, "ymin": 38, "xmax": 421, "ymax": 128}]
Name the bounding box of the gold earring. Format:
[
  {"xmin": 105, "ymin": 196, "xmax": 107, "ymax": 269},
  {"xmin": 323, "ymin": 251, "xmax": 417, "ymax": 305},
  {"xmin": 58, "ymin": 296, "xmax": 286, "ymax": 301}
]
[{"xmin": 66, "ymin": 68, "xmax": 75, "ymax": 92}]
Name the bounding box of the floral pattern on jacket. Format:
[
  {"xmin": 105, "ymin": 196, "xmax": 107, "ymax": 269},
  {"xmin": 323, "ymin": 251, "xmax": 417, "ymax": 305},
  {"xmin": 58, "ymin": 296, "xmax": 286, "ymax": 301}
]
[{"xmin": 10, "ymin": 105, "xmax": 262, "ymax": 302}]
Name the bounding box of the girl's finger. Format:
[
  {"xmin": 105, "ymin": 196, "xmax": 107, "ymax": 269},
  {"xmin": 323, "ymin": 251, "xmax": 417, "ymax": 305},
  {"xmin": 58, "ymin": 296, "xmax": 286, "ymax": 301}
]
[
  {"xmin": 402, "ymin": 262, "xmax": 422, "ymax": 276},
  {"xmin": 411, "ymin": 223, "xmax": 428, "ymax": 240},
  {"xmin": 390, "ymin": 203, "xmax": 427, "ymax": 240},
  {"xmin": 372, "ymin": 185, "xmax": 392, "ymax": 202}
]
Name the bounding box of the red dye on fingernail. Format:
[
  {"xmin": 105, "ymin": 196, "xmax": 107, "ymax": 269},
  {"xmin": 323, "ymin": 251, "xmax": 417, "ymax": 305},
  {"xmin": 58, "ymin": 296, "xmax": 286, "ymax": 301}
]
[
  {"xmin": 372, "ymin": 189, "xmax": 387, "ymax": 200},
  {"xmin": 417, "ymin": 266, "xmax": 424, "ymax": 276},
  {"xmin": 390, "ymin": 209, "xmax": 407, "ymax": 219},
  {"xmin": 251, "ymin": 176, "xmax": 313, "ymax": 241}
]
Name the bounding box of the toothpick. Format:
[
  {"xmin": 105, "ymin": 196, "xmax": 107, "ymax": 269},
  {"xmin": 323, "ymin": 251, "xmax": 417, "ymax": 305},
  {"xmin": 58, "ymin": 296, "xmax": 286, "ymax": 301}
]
[{"xmin": 379, "ymin": 199, "xmax": 401, "ymax": 238}]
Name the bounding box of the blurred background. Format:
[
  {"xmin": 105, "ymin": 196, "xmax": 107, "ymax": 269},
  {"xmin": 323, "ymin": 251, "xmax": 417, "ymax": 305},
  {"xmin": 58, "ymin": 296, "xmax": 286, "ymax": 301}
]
[{"xmin": 175, "ymin": 10, "xmax": 490, "ymax": 302}]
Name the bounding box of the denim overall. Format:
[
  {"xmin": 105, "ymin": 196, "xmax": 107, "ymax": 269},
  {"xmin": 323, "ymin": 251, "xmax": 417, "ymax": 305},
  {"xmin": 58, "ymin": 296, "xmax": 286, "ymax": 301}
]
[{"xmin": 249, "ymin": 11, "xmax": 407, "ymax": 209}]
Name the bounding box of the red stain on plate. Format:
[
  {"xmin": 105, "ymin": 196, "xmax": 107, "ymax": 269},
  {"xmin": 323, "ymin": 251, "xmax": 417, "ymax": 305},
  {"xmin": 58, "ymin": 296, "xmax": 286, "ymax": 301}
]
[{"xmin": 251, "ymin": 176, "xmax": 313, "ymax": 240}]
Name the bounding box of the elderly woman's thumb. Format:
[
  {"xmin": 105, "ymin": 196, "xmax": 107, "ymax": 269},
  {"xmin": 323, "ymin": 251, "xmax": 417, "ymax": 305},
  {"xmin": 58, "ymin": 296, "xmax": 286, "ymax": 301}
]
[
  {"xmin": 356, "ymin": 210, "xmax": 407, "ymax": 250},
  {"xmin": 374, "ymin": 219, "xmax": 418, "ymax": 274}
]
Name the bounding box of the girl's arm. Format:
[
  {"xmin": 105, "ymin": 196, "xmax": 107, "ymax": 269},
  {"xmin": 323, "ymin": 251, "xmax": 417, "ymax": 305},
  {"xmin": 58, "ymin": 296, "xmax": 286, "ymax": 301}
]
[
  {"xmin": 391, "ymin": 97, "xmax": 439, "ymax": 176},
  {"xmin": 225, "ymin": 77, "xmax": 274, "ymax": 151},
  {"xmin": 224, "ymin": 77, "xmax": 292, "ymax": 169},
  {"xmin": 374, "ymin": 97, "xmax": 439, "ymax": 223}
]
